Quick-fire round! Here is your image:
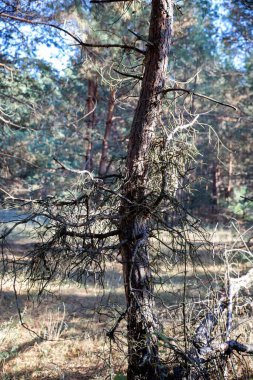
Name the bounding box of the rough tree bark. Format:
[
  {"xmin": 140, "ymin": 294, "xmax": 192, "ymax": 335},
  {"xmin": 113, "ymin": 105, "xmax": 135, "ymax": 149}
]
[
  {"xmin": 99, "ymin": 88, "xmax": 116, "ymax": 176},
  {"xmin": 119, "ymin": 1, "xmax": 173, "ymax": 379}
]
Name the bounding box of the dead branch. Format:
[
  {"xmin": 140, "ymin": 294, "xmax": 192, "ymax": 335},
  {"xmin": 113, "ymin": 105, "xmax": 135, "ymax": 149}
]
[
  {"xmin": 106, "ymin": 308, "xmax": 128, "ymax": 342},
  {"xmin": 0, "ymin": 152, "xmax": 39, "ymax": 168},
  {"xmin": 0, "ymin": 13, "xmax": 145, "ymax": 55},
  {"xmin": 166, "ymin": 115, "xmax": 199, "ymax": 143},
  {"xmin": 0, "ymin": 91, "xmax": 36, "ymax": 110},
  {"xmin": 113, "ymin": 68, "xmax": 143, "ymax": 80},
  {"xmin": 0, "ymin": 62, "xmax": 14, "ymax": 72},
  {"xmin": 194, "ymin": 268, "xmax": 253, "ymax": 350},
  {"xmin": 0, "ymin": 114, "xmax": 35, "ymax": 130},
  {"xmin": 189, "ymin": 267, "xmax": 253, "ymax": 375},
  {"xmin": 53, "ymin": 157, "xmax": 95, "ymax": 179},
  {"xmin": 215, "ymin": 340, "xmax": 253, "ymax": 355},
  {"xmin": 128, "ymin": 28, "xmax": 154, "ymax": 46},
  {"xmin": 163, "ymin": 87, "xmax": 238, "ymax": 111},
  {"xmin": 64, "ymin": 229, "xmax": 120, "ymax": 239}
]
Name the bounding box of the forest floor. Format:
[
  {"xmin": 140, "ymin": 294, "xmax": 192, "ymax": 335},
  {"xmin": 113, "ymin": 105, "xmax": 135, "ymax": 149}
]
[
  {"xmin": 0, "ymin": 261, "xmax": 125, "ymax": 380},
  {"xmin": 1, "ymin": 227, "xmax": 253, "ymax": 379}
]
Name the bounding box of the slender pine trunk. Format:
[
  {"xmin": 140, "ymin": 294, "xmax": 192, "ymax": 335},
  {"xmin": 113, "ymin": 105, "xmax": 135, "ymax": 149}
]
[
  {"xmin": 212, "ymin": 161, "xmax": 220, "ymax": 212},
  {"xmin": 99, "ymin": 88, "xmax": 116, "ymax": 176},
  {"xmin": 85, "ymin": 78, "xmax": 98, "ymax": 171},
  {"xmin": 119, "ymin": 1, "xmax": 173, "ymax": 378},
  {"xmin": 227, "ymin": 142, "xmax": 233, "ymax": 197}
]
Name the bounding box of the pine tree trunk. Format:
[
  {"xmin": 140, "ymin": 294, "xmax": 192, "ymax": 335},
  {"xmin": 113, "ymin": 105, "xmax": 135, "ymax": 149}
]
[
  {"xmin": 119, "ymin": 1, "xmax": 173, "ymax": 379},
  {"xmin": 99, "ymin": 88, "xmax": 116, "ymax": 176},
  {"xmin": 212, "ymin": 161, "xmax": 219, "ymax": 211},
  {"xmin": 227, "ymin": 143, "xmax": 233, "ymax": 197},
  {"xmin": 85, "ymin": 78, "xmax": 98, "ymax": 171}
]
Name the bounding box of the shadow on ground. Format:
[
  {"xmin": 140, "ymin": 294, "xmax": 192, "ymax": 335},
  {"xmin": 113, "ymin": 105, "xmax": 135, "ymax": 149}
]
[{"xmin": 1, "ymin": 366, "xmax": 103, "ymax": 380}]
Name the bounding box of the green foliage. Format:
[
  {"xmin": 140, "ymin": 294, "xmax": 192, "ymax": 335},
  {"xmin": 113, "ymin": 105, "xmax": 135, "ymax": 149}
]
[
  {"xmin": 229, "ymin": 186, "xmax": 253, "ymax": 220},
  {"xmin": 0, "ymin": 346, "xmax": 18, "ymax": 362},
  {"xmin": 0, "ymin": 0, "xmax": 252, "ymax": 216},
  {"xmin": 114, "ymin": 374, "xmax": 127, "ymax": 380}
]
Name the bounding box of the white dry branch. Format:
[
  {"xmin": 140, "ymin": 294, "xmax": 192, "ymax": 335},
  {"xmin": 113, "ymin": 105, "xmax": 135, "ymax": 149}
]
[
  {"xmin": 165, "ymin": 115, "xmax": 199, "ymax": 143},
  {"xmin": 168, "ymin": 234, "xmax": 253, "ymax": 379},
  {"xmin": 187, "ymin": 267, "xmax": 253, "ymax": 380},
  {"xmin": 193, "ymin": 267, "xmax": 253, "ymax": 355}
]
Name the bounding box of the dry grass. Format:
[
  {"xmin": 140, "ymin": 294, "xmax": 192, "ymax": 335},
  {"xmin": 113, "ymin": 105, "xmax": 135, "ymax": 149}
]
[
  {"xmin": 1, "ymin": 227, "xmax": 253, "ymax": 379},
  {"xmin": 0, "ymin": 262, "xmax": 127, "ymax": 380}
]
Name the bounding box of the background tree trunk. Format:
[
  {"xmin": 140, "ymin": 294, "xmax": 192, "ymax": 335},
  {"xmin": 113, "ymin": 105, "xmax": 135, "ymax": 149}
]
[
  {"xmin": 212, "ymin": 161, "xmax": 220, "ymax": 212},
  {"xmin": 99, "ymin": 88, "xmax": 116, "ymax": 176},
  {"xmin": 84, "ymin": 78, "xmax": 98, "ymax": 171},
  {"xmin": 227, "ymin": 142, "xmax": 233, "ymax": 197},
  {"xmin": 119, "ymin": 1, "xmax": 173, "ymax": 379}
]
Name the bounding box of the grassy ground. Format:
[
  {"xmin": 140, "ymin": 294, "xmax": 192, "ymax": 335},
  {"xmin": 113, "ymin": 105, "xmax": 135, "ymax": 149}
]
[
  {"xmin": 1, "ymin": 226, "xmax": 253, "ymax": 379},
  {"xmin": 0, "ymin": 267, "xmax": 126, "ymax": 380}
]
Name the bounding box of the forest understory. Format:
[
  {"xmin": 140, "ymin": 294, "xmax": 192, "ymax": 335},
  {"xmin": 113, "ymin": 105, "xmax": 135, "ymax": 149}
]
[{"xmin": 0, "ymin": 0, "xmax": 253, "ymax": 379}]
